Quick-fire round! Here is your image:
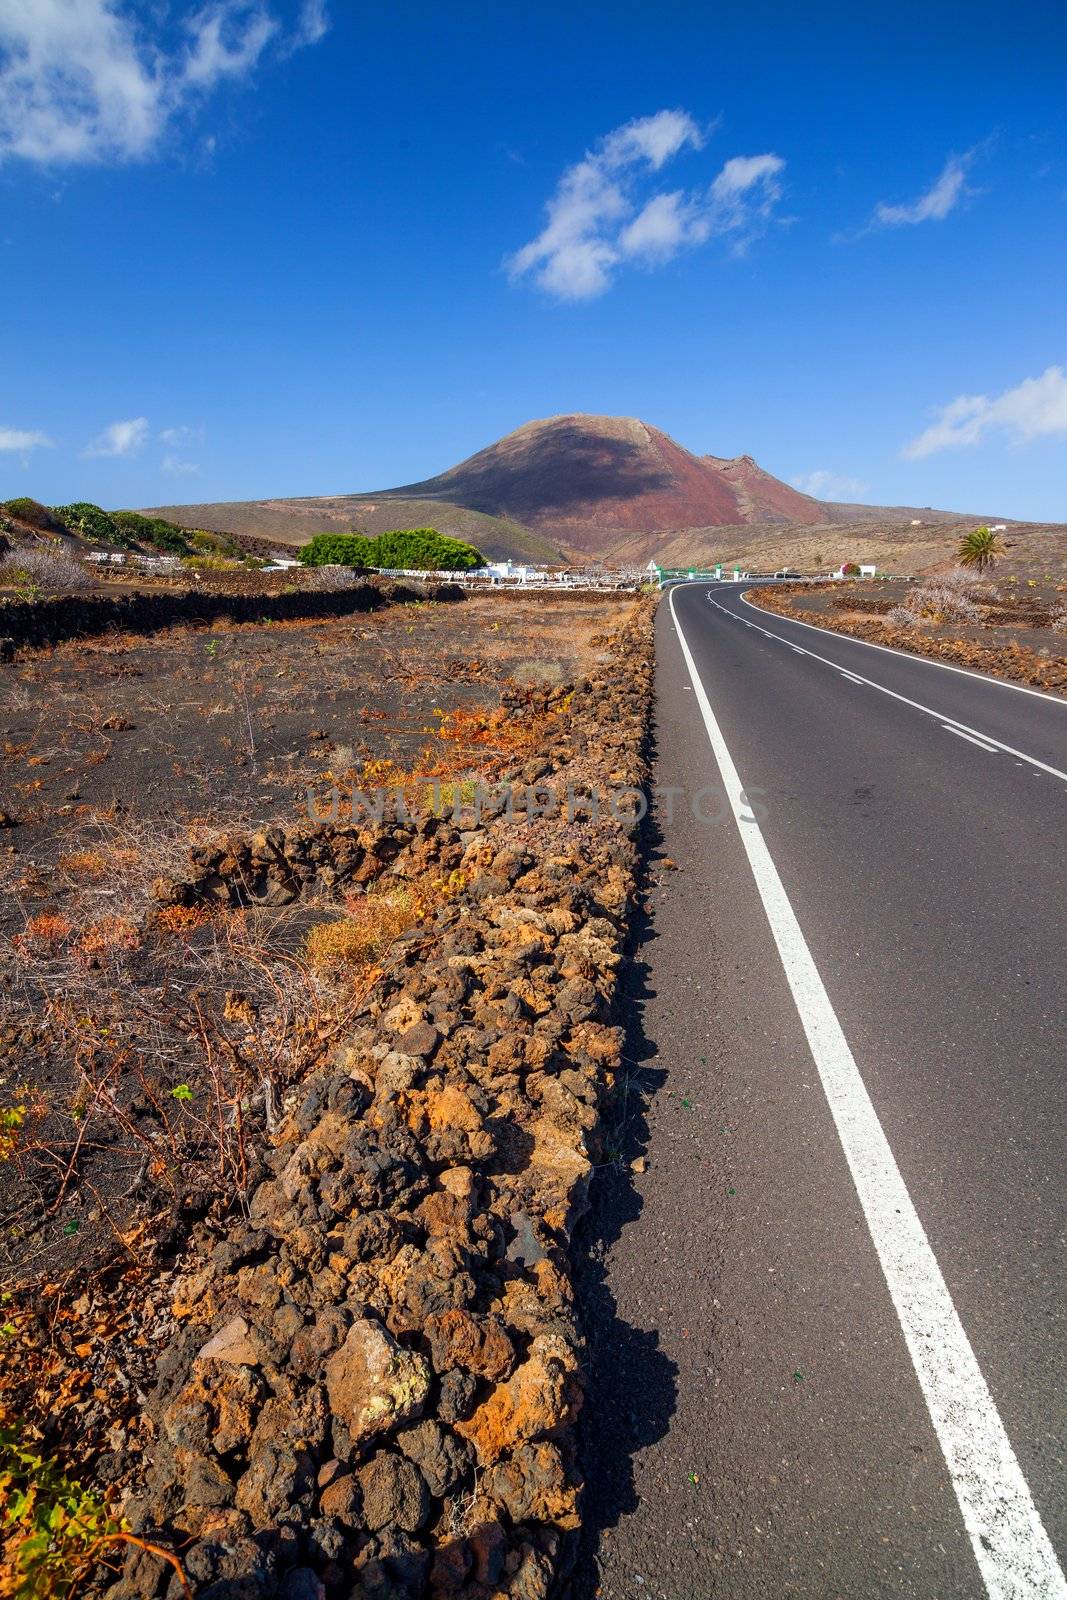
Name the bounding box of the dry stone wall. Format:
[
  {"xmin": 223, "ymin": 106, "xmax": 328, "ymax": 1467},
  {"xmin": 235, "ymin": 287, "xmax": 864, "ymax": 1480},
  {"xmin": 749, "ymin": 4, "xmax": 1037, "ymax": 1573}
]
[
  {"xmin": 0, "ymin": 581, "xmax": 464, "ymax": 657},
  {"xmin": 112, "ymin": 600, "xmax": 656, "ymax": 1600}
]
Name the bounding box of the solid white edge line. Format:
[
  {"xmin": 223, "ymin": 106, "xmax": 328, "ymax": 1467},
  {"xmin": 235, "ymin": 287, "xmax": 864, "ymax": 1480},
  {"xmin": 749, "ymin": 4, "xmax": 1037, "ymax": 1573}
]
[
  {"xmin": 669, "ymin": 584, "xmax": 1067, "ymax": 1600},
  {"xmin": 709, "ymin": 591, "xmax": 1067, "ymax": 783},
  {"xmin": 737, "ymin": 588, "xmax": 1067, "ymax": 708}
]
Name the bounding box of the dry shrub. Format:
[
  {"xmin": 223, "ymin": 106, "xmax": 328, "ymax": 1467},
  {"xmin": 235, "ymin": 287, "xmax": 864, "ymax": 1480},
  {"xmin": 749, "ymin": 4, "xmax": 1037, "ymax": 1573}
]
[
  {"xmin": 511, "ymin": 659, "xmax": 566, "ymax": 687},
  {"xmin": 153, "ymin": 903, "xmax": 214, "ymax": 937},
  {"xmin": 13, "ymin": 912, "xmax": 73, "ymax": 955},
  {"xmin": 74, "ymin": 916, "xmax": 141, "ymax": 963},
  {"xmin": 0, "ymin": 541, "xmax": 96, "ymax": 593},
  {"xmin": 434, "ymin": 695, "xmax": 572, "ymax": 758},
  {"xmin": 903, "ymin": 582, "xmax": 982, "ymax": 624},
  {"xmin": 305, "ymin": 888, "xmax": 419, "ymax": 972},
  {"xmin": 303, "ymin": 564, "xmax": 363, "ymax": 592},
  {"xmin": 58, "ymin": 849, "xmax": 108, "ymax": 881}
]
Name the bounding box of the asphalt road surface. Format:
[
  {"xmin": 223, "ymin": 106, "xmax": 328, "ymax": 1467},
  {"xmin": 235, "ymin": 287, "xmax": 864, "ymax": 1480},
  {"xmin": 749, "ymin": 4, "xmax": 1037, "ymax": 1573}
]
[{"xmin": 578, "ymin": 583, "xmax": 1066, "ymax": 1600}]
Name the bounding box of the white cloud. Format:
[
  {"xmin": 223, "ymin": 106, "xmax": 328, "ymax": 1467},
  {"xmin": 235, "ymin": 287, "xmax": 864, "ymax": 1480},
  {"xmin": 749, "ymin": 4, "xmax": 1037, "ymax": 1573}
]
[
  {"xmin": 0, "ymin": 426, "xmax": 53, "ymax": 451},
  {"xmin": 508, "ymin": 110, "xmax": 785, "ymax": 300},
  {"xmin": 82, "ymin": 416, "xmax": 149, "ymax": 458},
  {"xmin": 902, "ymin": 366, "xmax": 1067, "ymax": 459},
  {"xmin": 293, "ymin": 0, "xmax": 328, "ymax": 47},
  {"xmin": 600, "ymin": 108, "xmax": 705, "ymax": 171},
  {"xmin": 159, "ymin": 423, "xmax": 205, "ymax": 446},
  {"xmin": 0, "ymin": 0, "xmax": 327, "ymax": 167},
  {"xmin": 618, "ymin": 191, "xmax": 709, "ymax": 263},
  {"xmin": 792, "ymin": 469, "xmax": 871, "ymax": 500},
  {"xmin": 161, "ymin": 453, "xmax": 201, "ymax": 477},
  {"xmin": 181, "ymin": 4, "xmax": 277, "ymax": 90},
  {"xmin": 875, "ymin": 152, "xmax": 973, "ymax": 226},
  {"xmin": 707, "ymin": 153, "xmax": 786, "ymax": 252}
]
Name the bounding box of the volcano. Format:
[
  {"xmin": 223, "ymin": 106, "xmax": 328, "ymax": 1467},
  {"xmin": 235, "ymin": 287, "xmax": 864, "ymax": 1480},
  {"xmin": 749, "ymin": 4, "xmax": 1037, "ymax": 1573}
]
[{"xmin": 377, "ymin": 414, "xmax": 826, "ymax": 552}]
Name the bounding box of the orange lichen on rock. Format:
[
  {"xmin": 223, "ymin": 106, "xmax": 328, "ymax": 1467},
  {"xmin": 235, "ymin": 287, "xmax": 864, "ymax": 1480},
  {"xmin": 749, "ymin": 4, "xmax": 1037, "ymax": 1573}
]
[{"xmin": 455, "ymin": 1334, "xmax": 580, "ymax": 1465}]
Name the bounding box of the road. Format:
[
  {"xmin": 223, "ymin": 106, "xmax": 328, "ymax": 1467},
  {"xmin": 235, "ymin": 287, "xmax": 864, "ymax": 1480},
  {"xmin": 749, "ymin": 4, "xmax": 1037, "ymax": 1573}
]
[{"xmin": 577, "ymin": 582, "xmax": 1067, "ymax": 1600}]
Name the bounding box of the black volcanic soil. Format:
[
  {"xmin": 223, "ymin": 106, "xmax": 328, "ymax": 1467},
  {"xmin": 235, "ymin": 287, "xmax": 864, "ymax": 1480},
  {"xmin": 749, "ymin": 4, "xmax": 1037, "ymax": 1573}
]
[{"xmin": 0, "ymin": 593, "xmax": 620, "ymax": 1285}]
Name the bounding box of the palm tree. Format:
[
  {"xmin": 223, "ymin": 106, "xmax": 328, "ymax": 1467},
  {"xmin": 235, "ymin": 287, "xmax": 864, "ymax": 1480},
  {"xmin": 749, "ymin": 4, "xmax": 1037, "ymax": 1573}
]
[{"xmin": 957, "ymin": 525, "xmax": 1006, "ymax": 573}]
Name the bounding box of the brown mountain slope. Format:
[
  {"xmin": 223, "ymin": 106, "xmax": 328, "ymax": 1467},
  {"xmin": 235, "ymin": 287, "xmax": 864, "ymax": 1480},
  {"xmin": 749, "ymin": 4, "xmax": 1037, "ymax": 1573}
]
[
  {"xmin": 139, "ymin": 496, "xmax": 560, "ymax": 565},
  {"xmin": 377, "ymin": 415, "xmax": 827, "ymax": 553},
  {"xmin": 703, "ymin": 453, "xmax": 825, "ymax": 524}
]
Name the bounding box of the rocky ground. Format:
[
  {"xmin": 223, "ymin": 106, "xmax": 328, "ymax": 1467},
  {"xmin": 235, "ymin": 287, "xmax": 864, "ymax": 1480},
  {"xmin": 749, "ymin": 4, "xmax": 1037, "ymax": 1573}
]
[
  {"xmin": 0, "ymin": 590, "xmax": 656, "ymax": 1599},
  {"xmin": 750, "ymin": 575, "xmax": 1067, "ymax": 694}
]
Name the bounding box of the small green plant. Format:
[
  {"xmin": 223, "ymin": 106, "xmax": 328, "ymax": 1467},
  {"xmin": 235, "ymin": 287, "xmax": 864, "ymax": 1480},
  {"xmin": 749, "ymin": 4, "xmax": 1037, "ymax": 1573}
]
[
  {"xmin": 170, "ymin": 1084, "xmax": 193, "ymax": 1101},
  {"xmin": 958, "ymin": 525, "xmax": 1006, "ymax": 573},
  {"xmin": 0, "ymin": 1104, "xmax": 26, "ymax": 1161},
  {"xmin": 0, "ymin": 1424, "xmax": 126, "ymax": 1598},
  {"xmin": 4, "ymin": 568, "xmax": 42, "ymax": 602},
  {"xmin": 181, "ymin": 553, "xmax": 233, "ymax": 572}
]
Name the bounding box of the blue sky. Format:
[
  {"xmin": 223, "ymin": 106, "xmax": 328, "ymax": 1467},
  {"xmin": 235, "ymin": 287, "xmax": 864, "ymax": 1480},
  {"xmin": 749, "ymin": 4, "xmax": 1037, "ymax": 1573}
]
[{"xmin": 1, "ymin": 0, "xmax": 1065, "ymax": 520}]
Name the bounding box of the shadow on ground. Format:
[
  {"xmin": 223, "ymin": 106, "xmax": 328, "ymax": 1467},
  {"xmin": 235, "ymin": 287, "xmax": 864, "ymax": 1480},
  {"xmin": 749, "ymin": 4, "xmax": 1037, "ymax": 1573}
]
[{"xmin": 563, "ymin": 791, "xmax": 678, "ymax": 1594}]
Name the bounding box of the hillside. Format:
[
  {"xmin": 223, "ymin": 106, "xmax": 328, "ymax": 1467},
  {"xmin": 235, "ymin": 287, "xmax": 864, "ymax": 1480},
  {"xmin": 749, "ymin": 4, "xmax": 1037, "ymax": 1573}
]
[
  {"xmin": 140, "ymin": 495, "xmax": 560, "ymax": 565},
  {"xmin": 602, "ymin": 519, "xmax": 1067, "ymax": 578}
]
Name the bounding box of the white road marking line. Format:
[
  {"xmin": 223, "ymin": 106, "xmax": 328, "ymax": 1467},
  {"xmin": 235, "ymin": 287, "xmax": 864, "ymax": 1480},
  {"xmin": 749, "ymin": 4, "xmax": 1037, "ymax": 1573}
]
[
  {"xmin": 670, "ymin": 585, "xmax": 1067, "ymax": 1600},
  {"xmin": 708, "ymin": 593, "xmax": 1067, "ymax": 784},
  {"xmin": 945, "ymin": 726, "xmax": 998, "ymax": 754},
  {"xmin": 736, "ymin": 588, "xmax": 1067, "ymax": 708},
  {"xmin": 839, "ymin": 671, "xmax": 864, "ymax": 685}
]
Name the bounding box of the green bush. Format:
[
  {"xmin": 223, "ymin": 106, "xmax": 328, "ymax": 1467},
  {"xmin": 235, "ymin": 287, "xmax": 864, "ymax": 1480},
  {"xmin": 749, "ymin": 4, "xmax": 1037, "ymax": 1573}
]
[
  {"xmin": 111, "ymin": 510, "xmax": 191, "ymax": 555},
  {"xmin": 51, "ymin": 502, "xmax": 132, "ymax": 548},
  {"xmin": 299, "ymin": 528, "xmax": 484, "ymax": 571},
  {"xmin": 370, "ymin": 528, "xmax": 485, "ymax": 571},
  {"xmin": 180, "ymin": 553, "xmax": 236, "ymax": 572},
  {"xmin": 189, "ymin": 528, "xmax": 241, "ymax": 558},
  {"xmin": 299, "ymin": 532, "xmax": 374, "ymax": 568}
]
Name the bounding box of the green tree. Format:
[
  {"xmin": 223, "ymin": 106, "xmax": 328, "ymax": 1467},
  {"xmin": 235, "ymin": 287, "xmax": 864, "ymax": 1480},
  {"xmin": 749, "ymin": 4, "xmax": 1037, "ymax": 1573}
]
[
  {"xmin": 299, "ymin": 527, "xmax": 485, "ymax": 571},
  {"xmin": 957, "ymin": 525, "xmax": 1006, "ymax": 573},
  {"xmin": 368, "ymin": 528, "xmax": 485, "ymax": 570},
  {"xmin": 298, "ymin": 532, "xmax": 374, "ymax": 567}
]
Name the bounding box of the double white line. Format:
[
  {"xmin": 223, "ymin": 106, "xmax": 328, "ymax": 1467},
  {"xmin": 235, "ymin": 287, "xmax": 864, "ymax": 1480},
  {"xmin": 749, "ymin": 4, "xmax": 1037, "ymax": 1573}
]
[
  {"xmin": 671, "ymin": 585, "xmax": 1066, "ymax": 1600},
  {"xmin": 710, "ymin": 594, "xmax": 1067, "ymax": 783}
]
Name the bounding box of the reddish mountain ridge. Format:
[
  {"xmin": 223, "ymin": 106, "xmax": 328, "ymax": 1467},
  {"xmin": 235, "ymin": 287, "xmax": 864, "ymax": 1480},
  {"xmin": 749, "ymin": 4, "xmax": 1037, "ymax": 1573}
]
[{"xmin": 379, "ymin": 414, "xmax": 825, "ymax": 553}]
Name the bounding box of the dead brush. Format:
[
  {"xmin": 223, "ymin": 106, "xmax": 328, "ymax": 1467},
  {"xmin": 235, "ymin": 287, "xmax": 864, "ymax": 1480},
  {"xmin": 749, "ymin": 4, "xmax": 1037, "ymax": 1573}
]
[
  {"xmin": 305, "ymin": 885, "xmax": 421, "ymax": 973},
  {"xmin": 12, "ymin": 910, "xmax": 359, "ymax": 1218},
  {"xmin": 898, "ymin": 582, "xmax": 983, "ymax": 625}
]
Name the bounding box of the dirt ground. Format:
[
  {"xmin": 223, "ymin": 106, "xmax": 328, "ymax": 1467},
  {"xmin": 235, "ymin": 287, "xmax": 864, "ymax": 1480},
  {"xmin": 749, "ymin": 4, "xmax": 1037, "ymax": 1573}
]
[{"xmin": 0, "ymin": 594, "xmax": 626, "ymax": 1292}]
